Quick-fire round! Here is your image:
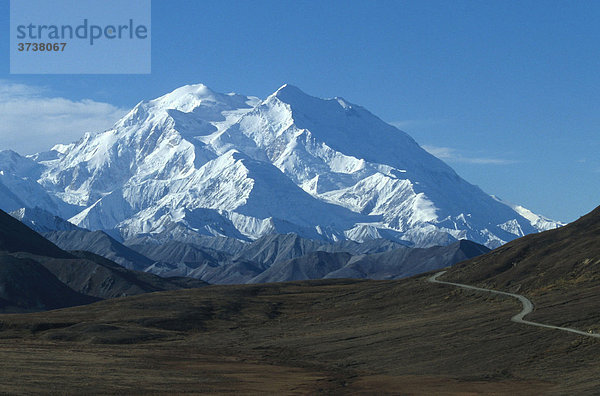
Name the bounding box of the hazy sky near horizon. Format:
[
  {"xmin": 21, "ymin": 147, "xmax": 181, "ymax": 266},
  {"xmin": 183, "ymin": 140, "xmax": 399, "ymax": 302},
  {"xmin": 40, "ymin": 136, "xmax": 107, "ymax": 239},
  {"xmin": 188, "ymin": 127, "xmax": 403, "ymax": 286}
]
[{"xmin": 0, "ymin": 0, "xmax": 598, "ymax": 222}]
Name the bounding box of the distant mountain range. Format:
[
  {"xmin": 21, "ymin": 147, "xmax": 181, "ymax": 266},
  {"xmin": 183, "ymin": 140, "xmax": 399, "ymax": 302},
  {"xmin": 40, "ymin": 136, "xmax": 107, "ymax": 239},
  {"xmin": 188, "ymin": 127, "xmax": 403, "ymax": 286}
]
[
  {"xmin": 249, "ymin": 239, "xmax": 488, "ymax": 283},
  {"xmin": 31, "ymin": 210, "xmax": 488, "ymax": 284},
  {"xmin": 0, "ymin": 203, "xmax": 490, "ymax": 312},
  {"xmin": 0, "ymin": 84, "xmax": 563, "ymax": 249}
]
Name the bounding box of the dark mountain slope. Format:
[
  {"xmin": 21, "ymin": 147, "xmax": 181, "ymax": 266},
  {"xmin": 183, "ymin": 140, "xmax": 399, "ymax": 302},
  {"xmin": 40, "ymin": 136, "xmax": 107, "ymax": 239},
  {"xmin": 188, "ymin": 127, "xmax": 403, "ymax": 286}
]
[
  {"xmin": 444, "ymin": 205, "xmax": 600, "ymax": 293},
  {"xmin": 187, "ymin": 259, "xmax": 268, "ymax": 285},
  {"xmin": 237, "ymin": 234, "xmax": 410, "ymax": 267},
  {"xmin": 127, "ymin": 234, "xmax": 410, "ymax": 284},
  {"xmin": 248, "ymin": 240, "xmax": 489, "ymax": 283},
  {"xmin": 440, "ymin": 205, "xmax": 600, "ymax": 333},
  {"xmin": 0, "ymin": 208, "xmax": 208, "ymax": 311},
  {"xmin": 125, "ymin": 239, "xmax": 229, "ymax": 266},
  {"xmin": 0, "ymin": 253, "xmax": 98, "ymax": 312},
  {"xmin": 326, "ymin": 238, "xmax": 409, "ymax": 254},
  {"xmin": 45, "ymin": 230, "xmax": 154, "ymax": 271},
  {"xmin": 236, "ymin": 233, "xmax": 326, "ymax": 266},
  {"xmin": 0, "ymin": 209, "xmax": 70, "ymax": 259},
  {"xmin": 329, "ymin": 240, "xmax": 490, "ymax": 280},
  {"xmin": 124, "ymin": 234, "xmax": 248, "ymax": 256},
  {"xmin": 249, "ymin": 251, "xmax": 353, "ymax": 283},
  {"xmin": 11, "ymin": 250, "xmax": 208, "ymax": 299},
  {"xmin": 125, "ymin": 239, "xmax": 264, "ymax": 284}
]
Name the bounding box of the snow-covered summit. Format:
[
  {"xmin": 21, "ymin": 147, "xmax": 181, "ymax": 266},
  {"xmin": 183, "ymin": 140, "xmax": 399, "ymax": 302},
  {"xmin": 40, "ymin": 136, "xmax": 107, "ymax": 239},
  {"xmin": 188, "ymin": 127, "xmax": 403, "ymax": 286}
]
[
  {"xmin": 0, "ymin": 83, "xmax": 563, "ymax": 248},
  {"xmin": 147, "ymin": 83, "xmax": 259, "ymax": 114}
]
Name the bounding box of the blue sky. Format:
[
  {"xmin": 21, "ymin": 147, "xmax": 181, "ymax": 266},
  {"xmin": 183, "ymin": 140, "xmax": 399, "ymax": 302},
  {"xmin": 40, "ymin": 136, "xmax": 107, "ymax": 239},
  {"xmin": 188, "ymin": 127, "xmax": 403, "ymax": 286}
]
[{"xmin": 0, "ymin": 0, "xmax": 598, "ymax": 222}]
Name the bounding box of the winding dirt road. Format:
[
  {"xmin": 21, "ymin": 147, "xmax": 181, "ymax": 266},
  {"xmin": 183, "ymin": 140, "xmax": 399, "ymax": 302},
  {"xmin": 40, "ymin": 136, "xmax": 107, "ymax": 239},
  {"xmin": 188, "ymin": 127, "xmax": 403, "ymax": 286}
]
[{"xmin": 429, "ymin": 271, "xmax": 600, "ymax": 339}]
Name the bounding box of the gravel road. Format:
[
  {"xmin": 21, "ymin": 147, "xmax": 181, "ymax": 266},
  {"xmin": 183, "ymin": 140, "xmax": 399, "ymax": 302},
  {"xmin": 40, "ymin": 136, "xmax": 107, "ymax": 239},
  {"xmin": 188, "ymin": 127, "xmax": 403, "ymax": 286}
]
[{"xmin": 429, "ymin": 271, "xmax": 600, "ymax": 339}]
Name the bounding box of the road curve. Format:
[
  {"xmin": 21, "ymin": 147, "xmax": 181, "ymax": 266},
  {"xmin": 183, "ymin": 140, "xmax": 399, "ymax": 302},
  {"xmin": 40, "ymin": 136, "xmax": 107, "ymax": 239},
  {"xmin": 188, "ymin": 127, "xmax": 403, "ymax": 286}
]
[{"xmin": 429, "ymin": 271, "xmax": 600, "ymax": 339}]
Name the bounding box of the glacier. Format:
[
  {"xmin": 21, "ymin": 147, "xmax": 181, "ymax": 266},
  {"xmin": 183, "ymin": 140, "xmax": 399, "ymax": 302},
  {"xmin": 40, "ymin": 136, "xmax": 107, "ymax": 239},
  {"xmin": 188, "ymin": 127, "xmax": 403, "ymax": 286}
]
[{"xmin": 0, "ymin": 83, "xmax": 563, "ymax": 248}]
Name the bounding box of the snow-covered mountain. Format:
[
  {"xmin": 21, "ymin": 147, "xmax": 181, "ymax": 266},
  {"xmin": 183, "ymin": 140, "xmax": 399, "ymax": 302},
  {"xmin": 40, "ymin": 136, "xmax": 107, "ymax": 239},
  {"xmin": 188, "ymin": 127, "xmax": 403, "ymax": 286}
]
[
  {"xmin": 0, "ymin": 83, "xmax": 563, "ymax": 248},
  {"xmin": 0, "ymin": 151, "xmax": 77, "ymax": 217}
]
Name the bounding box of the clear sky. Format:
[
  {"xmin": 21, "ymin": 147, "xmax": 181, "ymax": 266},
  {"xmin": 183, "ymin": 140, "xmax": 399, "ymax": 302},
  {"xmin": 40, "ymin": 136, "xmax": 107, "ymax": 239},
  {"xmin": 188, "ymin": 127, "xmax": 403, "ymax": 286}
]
[{"xmin": 0, "ymin": 0, "xmax": 598, "ymax": 222}]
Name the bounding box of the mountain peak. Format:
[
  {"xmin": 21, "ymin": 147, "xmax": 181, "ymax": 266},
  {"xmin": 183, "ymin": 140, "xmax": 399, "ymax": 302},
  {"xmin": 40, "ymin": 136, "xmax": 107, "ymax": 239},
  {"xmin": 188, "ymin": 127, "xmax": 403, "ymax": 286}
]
[
  {"xmin": 275, "ymin": 83, "xmax": 302, "ymax": 92},
  {"xmin": 140, "ymin": 83, "xmax": 261, "ymax": 117},
  {"xmin": 149, "ymin": 83, "xmax": 218, "ymax": 112},
  {"xmin": 170, "ymin": 83, "xmax": 214, "ymax": 96},
  {"xmin": 272, "ymin": 85, "xmax": 354, "ymax": 113},
  {"xmin": 272, "ymin": 83, "xmax": 311, "ymax": 102}
]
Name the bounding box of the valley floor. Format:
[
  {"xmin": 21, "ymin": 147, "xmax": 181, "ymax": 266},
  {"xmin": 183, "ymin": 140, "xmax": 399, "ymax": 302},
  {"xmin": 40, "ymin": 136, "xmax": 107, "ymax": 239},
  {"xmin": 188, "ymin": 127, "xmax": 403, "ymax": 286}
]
[{"xmin": 0, "ymin": 276, "xmax": 598, "ymax": 394}]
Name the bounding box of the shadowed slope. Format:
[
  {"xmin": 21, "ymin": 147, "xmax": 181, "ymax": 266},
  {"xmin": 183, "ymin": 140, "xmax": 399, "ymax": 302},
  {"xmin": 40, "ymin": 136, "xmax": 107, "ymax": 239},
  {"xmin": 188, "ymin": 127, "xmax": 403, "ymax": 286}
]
[
  {"xmin": 0, "ymin": 209, "xmax": 71, "ymax": 258},
  {"xmin": 443, "ymin": 205, "xmax": 600, "ymax": 293},
  {"xmin": 0, "ymin": 208, "xmax": 208, "ymax": 310},
  {"xmin": 0, "ymin": 254, "xmax": 98, "ymax": 312},
  {"xmin": 45, "ymin": 230, "xmax": 154, "ymax": 271}
]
